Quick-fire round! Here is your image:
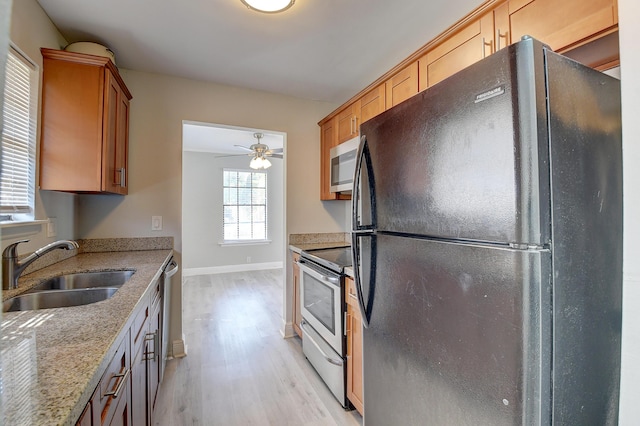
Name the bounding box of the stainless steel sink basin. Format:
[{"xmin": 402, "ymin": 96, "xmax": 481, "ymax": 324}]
[
  {"xmin": 2, "ymin": 270, "xmax": 135, "ymax": 312},
  {"xmin": 3, "ymin": 288, "xmax": 120, "ymax": 312},
  {"xmin": 29, "ymin": 270, "xmax": 135, "ymax": 291}
]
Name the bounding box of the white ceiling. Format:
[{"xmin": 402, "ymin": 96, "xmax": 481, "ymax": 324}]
[
  {"xmin": 37, "ymin": 0, "xmax": 484, "ymax": 105},
  {"xmin": 182, "ymin": 122, "xmax": 284, "ymax": 155}
]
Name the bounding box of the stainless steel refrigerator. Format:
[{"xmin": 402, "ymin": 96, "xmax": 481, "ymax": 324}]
[{"xmin": 351, "ymin": 37, "xmax": 622, "ymax": 426}]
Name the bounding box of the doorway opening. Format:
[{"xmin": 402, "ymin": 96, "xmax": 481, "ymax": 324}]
[{"xmin": 181, "ymin": 121, "xmax": 286, "ymax": 275}]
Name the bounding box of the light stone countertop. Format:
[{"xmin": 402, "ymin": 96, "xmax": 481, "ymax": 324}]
[
  {"xmin": 288, "ymin": 241, "xmax": 350, "ymax": 254},
  {"xmin": 1, "ymin": 249, "xmax": 173, "ymax": 426}
]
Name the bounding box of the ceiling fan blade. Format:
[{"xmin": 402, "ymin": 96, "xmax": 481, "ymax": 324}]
[
  {"xmin": 269, "ymin": 153, "xmax": 284, "ymax": 159},
  {"xmin": 269, "ymin": 148, "xmax": 284, "ymax": 154},
  {"xmin": 234, "ymin": 144, "xmax": 254, "ymax": 152}
]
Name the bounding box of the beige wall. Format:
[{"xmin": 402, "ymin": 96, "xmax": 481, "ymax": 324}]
[
  {"xmin": 617, "ymin": 0, "xmax": 640, "ymax": 422},
  {"xmin": 75, "ymin": 68, "xmax": 341, "ymax": 341}
]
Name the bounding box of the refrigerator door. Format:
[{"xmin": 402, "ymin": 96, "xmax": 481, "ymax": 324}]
[
  {"xmin": 364, "ymin": 233, "xmax": 551, "ymax": 426},
  {"xmin": 359, "ymin": 39, "xmax": 550, "ymax": 246},
  {"xmin": 544, "ymin": 50, "xmax": 622, "ymax": 425}
]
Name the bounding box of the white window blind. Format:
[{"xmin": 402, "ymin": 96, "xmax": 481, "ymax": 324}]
[
  {"xmin": 223, "ymin": 169, "xmax": 267, "ymax": 241},
  {"xmin": 1, "ymin": 46, "xmax": 37, "ymax": 218}
]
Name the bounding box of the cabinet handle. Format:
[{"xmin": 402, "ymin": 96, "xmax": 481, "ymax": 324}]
[
  {"xmin": 144, "ymin": 331, "xmax": 159, "ymax": 362},
  {"xmin": 482, "ymin": 37, "xmax": 493, "ymax": 58},
  {"xmin": 497, "ymin": 29, "xmax": 508, "ymax": 50},
  {"xmin": 114, "ymin": 168, "xmax": 126, "ymax": 187},
  {"xmin": 103, "ymin": 368, "xmax": 130, "ymax": 398},
  {"xmin": 353, "ymin": 116, "xmax": 358, "ymax": 135}
]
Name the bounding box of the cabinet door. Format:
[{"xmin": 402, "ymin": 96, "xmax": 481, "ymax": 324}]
[
  {"xmin": 292, "ymin": 252, "xmax": 302, "ymax": 338},
  {"xmin": 494, "ymin": 2, "xmax": 511, "ymax": 51},
  {"xmin": 345, "ymin": 278, "xmax": 364, "ymax": 415},
  {"xmin": 40, "ymin": 55, "xmax": 104, "ymax": 191},
  {"xmin": 359, "ymin": 84, "xmax": 386, "ymax": 124},
  {"xmin": 509, "ymin": 0, "xmax": 617, "ymax": 51},
  {"xmin": 320, "ymin": 118, "xmax": 336, "ymax": 200},
  {"xmin": 336, "ymin": 103, "xmax": 360, "ymax": 144},
  {"xmin": 130, "ymin": 304, "xmax": 149, "ymax": 426},
  {"xmin": 103, "ymin": 71, "xmax": 129, "ymax": 195},
  {"xmin": 385, "ymin": 61, "xmax": 419, "ymax": 109},
  {"xmin": 147, "ymin": 301, "xmax": 162, "ymax": 424},
  {"xmin": 425, "ymin": 12, "xmax": 495, "ymax": 88}
]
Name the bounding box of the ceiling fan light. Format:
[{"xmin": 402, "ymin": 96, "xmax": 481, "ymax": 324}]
[
  {"xmin": 250, "ymin": 156, "xmax": 262, "ymax": 169},
  {"xmin": 262, "ymin": 157, "xmax": 272, "ymax": 169},
  {"xmin": 241, "ymin": 0, "xmax": 295, "ymax": 13}
]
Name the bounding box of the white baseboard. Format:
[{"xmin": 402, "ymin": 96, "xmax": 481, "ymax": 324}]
[
  {"xmin": 183, "ymin": 262, "xmax": 283, "ymax": 276},
  {"xmin": 172, "ymin": 337, "xmax": 187, "ymax": 358},
  {"xmin": 281, "ymin": 319, "xmax": 296, "ymax": 339}
]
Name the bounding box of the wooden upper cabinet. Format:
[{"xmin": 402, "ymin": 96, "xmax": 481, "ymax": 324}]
[
  {"xmin": 509, "ymin": 0, "xmax": 618, "ymax": 51},
  {"xmin": 385, "ymin": 60, "xmax": 420, "ymax": 109},
  {"xmin": 494, "ymin": 2, "xmax": 511, "ymax": 51},
  {"xmin": 320, "ymin": 118, "xmax": 349, "ymax": 200},
  {"xmin": 336, "ymin": 102, "xmax": 360, "ymax": 144},
  {"xmin": 359, "ymin": 84, "xmax": 386, "ymax": 124},
  {"xmin": 424, "ymin": 12, "xmax": 495, "ymax": 88},
  {"xmin": 40, "ymin": 48, "xmax": 132, "ymax": 194}
]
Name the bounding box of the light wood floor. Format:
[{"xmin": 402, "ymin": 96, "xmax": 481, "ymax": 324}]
[{"xmin": 154, "ymin": 269, "xmax": 363, "ymax": 426}]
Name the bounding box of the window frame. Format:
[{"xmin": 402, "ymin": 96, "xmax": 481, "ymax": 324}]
[
  {"xmin": 221, "ymin": 168, "xmax": 269, "ymax": 244},
  {"xmin": 0, "ymin": 43, "xmax": 38, "ymax": 223}
]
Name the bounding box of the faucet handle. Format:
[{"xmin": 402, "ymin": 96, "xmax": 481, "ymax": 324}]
[{"xmin": 2, "ymin": 239, "xmax": 30, "ymax": 259}]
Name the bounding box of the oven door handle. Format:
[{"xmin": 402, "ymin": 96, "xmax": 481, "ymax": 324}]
[
  {"xmin": 301, "ymin": 320, "xmax": 344, "ymax": 366},
  {"xmin": 298, "ymin": 260, "xmax": 341, "ymax": 286}
]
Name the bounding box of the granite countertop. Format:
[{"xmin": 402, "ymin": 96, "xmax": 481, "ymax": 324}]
[
  {"xmin": 288, "ymin": 241, "xmax": 350, "ymax": 253},
  {"xmin": 1, "ymin": 249, "xmax": 173, "ymax": 425}
]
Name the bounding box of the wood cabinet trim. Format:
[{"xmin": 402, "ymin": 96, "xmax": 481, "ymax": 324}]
[{"xmin": 41, "ymin": 48, "xmax": 132, "ymax": 100}]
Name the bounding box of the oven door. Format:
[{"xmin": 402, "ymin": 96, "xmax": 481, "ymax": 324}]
[{"xmin": 298, "ymin": 258, "xmax": 344, "ymax": 353}]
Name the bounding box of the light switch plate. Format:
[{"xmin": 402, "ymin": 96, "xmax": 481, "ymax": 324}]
[
  {"xmin": 152, "ymin": 216, "xmax": 163, "ymax": 231},
  {"xmin": 47, "ymin": 217, "xmax": 57, "ymax": 237}
]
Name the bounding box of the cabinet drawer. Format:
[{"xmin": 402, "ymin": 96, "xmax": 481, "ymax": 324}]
[{"xmin": 97, "ymin": 332, "xmax": 131, "ymax": 425}]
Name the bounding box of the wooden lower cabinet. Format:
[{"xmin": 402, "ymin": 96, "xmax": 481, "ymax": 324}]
[
  {"xmin": 77, "ymin": 278, "xmax": 164, "ymax": 426},
  {"xmin": 345, "ymin": 277, "xmax": 364, "ymax": 415},
  {"xmin": 292, "ymin": 251, "xmax": 302, "ymax": 338},
  {"xmin": 130, "ymin": 303, "xmax": 149, "ymax": 426},
  {"xmin": 147, "ymin": 300, "xmax": 162, "ymax": 423}
]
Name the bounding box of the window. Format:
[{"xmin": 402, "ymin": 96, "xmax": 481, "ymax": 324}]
[
  {"xmin": 223, "ymin": 169, "xmax": 267, "ymax": 241},
  {"xmin": 1, "ymin": 45, "xmax": 37, "ymax": 222}
]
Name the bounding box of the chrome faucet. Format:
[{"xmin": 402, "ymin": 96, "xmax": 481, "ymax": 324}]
[{"xmin": 2, "ymin": 239, "xmax": 79, "ymax": 290}]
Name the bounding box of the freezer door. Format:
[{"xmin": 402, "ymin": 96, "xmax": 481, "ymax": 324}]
[
  {"xmin": 363, "ymin": 234, "xmax": 551, "ymax": 426},
  {"xmin": 359, "ymin": 39, "xmax": 550, "ymax": 246}
]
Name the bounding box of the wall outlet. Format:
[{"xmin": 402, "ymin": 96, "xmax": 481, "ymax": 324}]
[
  {"xmin": 246, "ymin": 256, "xmax": 252, "ymax": 263},
  {"xmin": 152, "ymin": 216, "xmax": 163, "ymax": 231},
  {"xmin": 47, "ymin": 217, "xmax": 57, "ymax": 237}
]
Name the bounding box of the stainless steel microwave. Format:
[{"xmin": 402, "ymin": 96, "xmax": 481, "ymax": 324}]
[{"xmin": 329, "ymin": 135, "xmax": 359, "ymax": 193}]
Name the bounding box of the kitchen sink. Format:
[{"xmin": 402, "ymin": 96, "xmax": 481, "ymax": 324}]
[
  {"xmin": 29, "ymin": 270, "xmax": 135, "ymax": 291},
  {"xmin": 2, "ymin": 270, "xmax": 135, "ymax": 312},
  {"xmin": 3, "ymin": 288, "xmax": 120, "ymax": 312}
]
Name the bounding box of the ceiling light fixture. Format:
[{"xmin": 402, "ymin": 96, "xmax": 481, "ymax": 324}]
[
  {"xmin": 250, "ymin": 155, "xmax": 272, "ymax": 170},
  {"xmin": 240, "ymin": 0, "xmax": 295, "ymax": 13}
]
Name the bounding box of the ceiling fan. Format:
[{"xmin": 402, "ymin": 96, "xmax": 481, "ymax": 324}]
[{"xmin": 234, "ymin": 133, "xmax": 283, "ymax": 169}]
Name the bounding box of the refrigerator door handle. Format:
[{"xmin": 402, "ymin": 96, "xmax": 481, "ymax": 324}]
[
  {"xmin": 351, "ymin": 232, "xmax": 372, "ymax": 328},
  {"xmin": 351, "ymin": 135, "xmax": 375, "ymax": 231}
]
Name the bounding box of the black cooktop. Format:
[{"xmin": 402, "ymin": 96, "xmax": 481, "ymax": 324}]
[{"xmin": 300, "ymin": 246, "xmax": 352, "ymax": 273}]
